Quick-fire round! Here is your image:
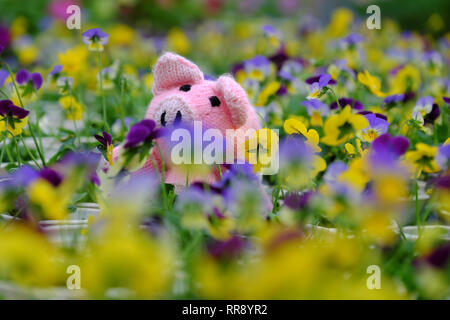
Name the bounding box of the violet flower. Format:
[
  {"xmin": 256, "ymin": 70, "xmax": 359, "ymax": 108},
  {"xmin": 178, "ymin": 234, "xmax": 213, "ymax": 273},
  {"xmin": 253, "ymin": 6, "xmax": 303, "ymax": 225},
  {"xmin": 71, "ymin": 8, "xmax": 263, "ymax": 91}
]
[
  {"xmin": 436, "ymin": 144, "xmax": 450, "ymax": 170},
  {"xmin": 39, "ymin": 168, "xmax": 63, "ymax": 187},
  {"xmin": 82, "ymin": 28, "xmax": 109, "ymax": 51},
  {"xmin": 306, "ymin": 73, "xmax": 332, "ymax": 99},
  {"xmin": 15, "ymin": 69, "xmax": 43, "ymax": 90},
  {"xmin": 361, "ymin": 113, "xmax": 390, "ymax": 142},
  {"xmin": 330, "ymin": 97, "xmax": 363, "ymax": 110},
  {"xmin": 124, "ymin": 119, "xmax": 164, "ymax": 149},
  {"xmin": 412, "ymin": 96, "xmax": 434, "ymax": 124},
  {"xmin": 0, "ymin": 99, "xmax": 29, "ymax": 119}
]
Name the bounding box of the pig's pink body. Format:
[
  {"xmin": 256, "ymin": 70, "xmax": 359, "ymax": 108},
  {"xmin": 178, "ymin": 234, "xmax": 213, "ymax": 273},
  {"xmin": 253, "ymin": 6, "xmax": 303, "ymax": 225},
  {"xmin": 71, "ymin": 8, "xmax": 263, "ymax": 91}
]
[{"xmin": 114, "ymin": 52, "xmax": 261, "ymax": 190}]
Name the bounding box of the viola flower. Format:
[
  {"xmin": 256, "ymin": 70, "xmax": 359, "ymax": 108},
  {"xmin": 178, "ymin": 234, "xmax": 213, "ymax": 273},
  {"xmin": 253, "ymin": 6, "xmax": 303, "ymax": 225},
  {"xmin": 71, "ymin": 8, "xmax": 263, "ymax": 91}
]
[
  {"xmin": 256, "ymin": 81, "xmax": 280, "ymax": 106},
  {"xmin": 0, "ymin": 69, "xmax": 9, "ymax": 87},
  {"xmin": 412, "ymin": 96, "xmax": 434, "ymax": 124},
  {"xmin": 284, "ymin": 117, "xmax": 321, "ymax": 152},
  {"xmin": 261, "ymin": 24, "xmax": 281, "ymax": 47},
  {"xmin": 357, "ymin": 70, "xmax": 385, "ymax": 97},
  {"xmin": 305, "ymin": 74, "xmax": 337, "ymax": 85},
  {"xmin": 423, "ymin": 104, "xmax": 440, "ymax": 125},
  {"xmin": 344, "ymin": 138, "xmax": 365, "ymax": 156},
  {"xmin": 243, "ymin": 55, "xmax": 271, "ymax": 81},
  {"xmin": 443, "ymin": 97, "xmax": 450, "ymax": 105},
  {"xmin": 124, "ymin": 119, "xmax": 164, "ymax": 149},
  {"xmin": 330, "ymin": 97, "xmax": 363, "ymax": 110},
  {"xmin": 383, "ymin": 94, "xmax": 405, "ymax": 109},
  {"xmin": 0, "ymin": 99, "xmax": 29, "ymax": 136},
  {"xmin": 242, "ymin": 128, "xmax": 279, "ymax": 174},
  {"xmin": 340, "ymin": 33, "xmax": 363, "ymax": 48},
  {"xmin": 47, "ymin": 64, "xmax": 62, "ymax": 81},
  {"xmin": 59, "ymin": 96, "xmax": 84, "ymax": 120},
  {"xmin": 278, "ymin": 59, "xmax": 303, "ymax": 81},
  {"xmin": 404, "ymin": 143, "xmax": 440, "ymax": 176},
  {"xmin": 95, "ymin": 131, "xmax": 114, "ymax": 166},
  {"xmin": 373, "ymin": 134, "xmax": 409, "ymax": 156},
  {"xmin": 361, "ymin": 113, "xmax": 390, "ymax": 142},
  {"xmin": 306, "ymin": 73, "xmax": 331, "ymax": 99},
  {"xmin": 16, "ymin": 69, "xmax": 43, "ymax": 90},
  {"xmin": 279, "ymin": 136, "xmax": 326, "ymax": 189},
  {"xmin": 302, "ymin": 99, "xmax": 329, "ymax": 126},
  {"xmin": 82, "ymin": 28, "xmax": 109, "ymax": 52},
  {"xmin": 436, "ymin": 144, "xmax": 450, "ymax": 170},
  {"xmin": 56, "ymin": 76, "xmax": 74, "ymax": 93},
  {"xmin": 321, "ymin": 105, "xmax": 369, "ymax": 146}
]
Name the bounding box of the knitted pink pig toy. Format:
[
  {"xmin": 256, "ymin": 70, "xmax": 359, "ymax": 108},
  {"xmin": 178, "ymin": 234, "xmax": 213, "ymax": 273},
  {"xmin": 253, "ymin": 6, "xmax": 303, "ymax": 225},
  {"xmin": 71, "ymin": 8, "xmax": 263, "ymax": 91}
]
[{"xmin": 113, "ymin": 52, "xmax": 262, "ymax": 190}]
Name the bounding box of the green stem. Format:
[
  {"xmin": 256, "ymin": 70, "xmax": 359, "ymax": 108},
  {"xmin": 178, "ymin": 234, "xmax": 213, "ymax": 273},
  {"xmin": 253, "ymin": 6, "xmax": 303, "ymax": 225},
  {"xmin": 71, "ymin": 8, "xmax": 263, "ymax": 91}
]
[
  {"xmin": 96, "ymin": 50, "xmax": 109, "ymax": 131},
  {"xmin": 155, "ymin": 143, "xmax": 168, "ymax": 210},
  {"xmin": 328, "ymin": 88, "xmax": 341, "ymax": 110},
  {"xmin": 14, "ymin": 135, "xmax": 21, "ymax": 166},
  {"xmin": 119, "ymin": 77, "xmax": 126, "ymax": 136},
  {"xmin": 19, "ymin": 135, "xmax": 41, "ymax": 168},
  {"xmin": 4, "ymin": 63, "xmax": 46, "ymax": 166},
  {"xmin": 33, "ymin": 88, "xmax": 45, "ymax": 155},
  {"xmin": 0, "ymin": 118, "xmax": 10, "ymax": 166}
]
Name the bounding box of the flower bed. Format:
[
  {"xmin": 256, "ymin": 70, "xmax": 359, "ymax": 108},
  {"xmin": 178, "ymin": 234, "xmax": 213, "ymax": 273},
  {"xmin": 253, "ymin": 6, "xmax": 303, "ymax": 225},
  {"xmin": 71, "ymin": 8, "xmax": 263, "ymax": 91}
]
[{"xmin": 0, "ymin": 2, "xmax": 449, "ymax": 299}]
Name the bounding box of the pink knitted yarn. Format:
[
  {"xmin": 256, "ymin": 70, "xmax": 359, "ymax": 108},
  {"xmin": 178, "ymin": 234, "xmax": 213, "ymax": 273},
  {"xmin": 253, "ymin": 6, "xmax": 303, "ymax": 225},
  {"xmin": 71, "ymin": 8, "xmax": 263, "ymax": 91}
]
[{"xmin": 114, "ymin": 52, "xmax": 261, "ymax": 190}]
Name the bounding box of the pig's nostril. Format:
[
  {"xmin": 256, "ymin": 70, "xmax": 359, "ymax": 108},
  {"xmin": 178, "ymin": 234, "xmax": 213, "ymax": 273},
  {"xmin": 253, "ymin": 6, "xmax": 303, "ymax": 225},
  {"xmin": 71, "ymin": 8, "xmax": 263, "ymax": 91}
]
[
  {"xmin": 174, "ymin": 111, "xmax": 182, "ymax": 125},
  {"xmin": 161, "ymin": 111, "xmax": 167, "ymax": 127}
]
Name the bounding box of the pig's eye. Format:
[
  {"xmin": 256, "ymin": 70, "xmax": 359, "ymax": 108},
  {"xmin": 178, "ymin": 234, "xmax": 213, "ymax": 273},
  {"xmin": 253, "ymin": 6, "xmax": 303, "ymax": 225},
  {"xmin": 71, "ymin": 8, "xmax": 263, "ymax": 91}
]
[
  {"xmin": 179, "ymin": 84, "xmax": 191, "ymax": 92},
  {"xmin": 209, "ymin": 96, "xmax": 221, "ymax": 107}
]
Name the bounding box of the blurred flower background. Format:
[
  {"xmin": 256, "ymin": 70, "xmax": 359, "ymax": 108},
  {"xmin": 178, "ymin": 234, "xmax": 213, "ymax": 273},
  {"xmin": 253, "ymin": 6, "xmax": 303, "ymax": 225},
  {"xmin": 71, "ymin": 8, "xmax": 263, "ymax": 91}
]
[{"xmin": 0, "ymin": 0, "xmax": 449, "ymax": 299}]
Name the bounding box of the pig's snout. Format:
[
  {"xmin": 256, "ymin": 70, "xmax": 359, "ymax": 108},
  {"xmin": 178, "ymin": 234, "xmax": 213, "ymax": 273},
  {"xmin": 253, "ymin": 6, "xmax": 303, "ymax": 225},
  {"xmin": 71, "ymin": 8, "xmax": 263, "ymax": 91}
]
[{"xmin": 153, "ymin": 96, "xmax": 194, "ymax": 127}]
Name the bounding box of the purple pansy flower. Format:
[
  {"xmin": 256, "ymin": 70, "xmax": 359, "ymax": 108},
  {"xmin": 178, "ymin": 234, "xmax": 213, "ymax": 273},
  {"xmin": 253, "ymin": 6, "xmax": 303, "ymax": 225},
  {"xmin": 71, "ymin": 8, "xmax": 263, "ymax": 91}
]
[
  {"xmin": 243, "ymin": 55, "xmax": 271, "ymax": 77},
  {"xmin": 302, "ymin": 99, "xmax": 329, "ymax": 126},
  {"xmin": 423, "ymin": 104, "xmax": 440, "ymax": 125},
  {"xmin": 341, "ymin": 33, "xmax": 363, "ymax": 46},
  {"xmin": 324, "ymin": 161, "xmax": 347, "ymax": 185},
  {"xmin": 443, "ymin": 97, "xmax": 450, "ymax": 104},
  {"xmin": 16, "ymin": 69, "xmax": 30, "ymax": 85},
  {"xmin": 39, "ymin": 168, "xmax": 63, "ymax": 187},
  {"xmin": 283, "ymin": 191, "xmax": 314, "ymax": 210},
  {"xmin": 361, "ymin": 113, "xmax": 390, "ymax": 142},
  {"xmin": 330, "ymin": 97, "xmax": 363, "ymax": 110},
  {"xmin": 208, "ymin": 235, "xmax": 247, "ymax": 260},
  {"xmin": 371, "ymin": 133, "xmax": 410, "ymax": 160},
  {"xmin": 94, "ymin": 131, "xmax": 112, "ymax": 148},
  {"xmin": 48, "ymin": 64, "xmax": 63, "ymax": 77},
  {"xmin": 0, "ymin": 99, "xmax": 29, "ymax": 119},
  {"xmin": 383, "ymin": 93, "xmax": 405, "ymax": 107},
  {"xmin": 0, "ymin": 69, "xmax": 9, "ymax": 87},
  {"xmin": 124, "ymin": 119, "xmax": 164, "ymax": 149},
  {"xmin": 305, "ymin": 74, "xmax": 337, "ymax": 85},
  {"xmin": 31, "ymin": 72, "xmax": 43, "ymax": 90},
  {"xmin": 82, "ymin": 28, "xmax": 109, "ymax": 51},
  {"xmin": 15, "ymin": 69, "xmax": 43, "ymax": 90},
  {"xmin": 436, "ymin": 144, "xmax": 450, "ymax": 170},
  {"xmin": 412, "ymin": 96, "xmax": 434, "ymax": 123},
  {"xmin": 307, "ymin": 73, "xmax": 332, "ymax": 99}
]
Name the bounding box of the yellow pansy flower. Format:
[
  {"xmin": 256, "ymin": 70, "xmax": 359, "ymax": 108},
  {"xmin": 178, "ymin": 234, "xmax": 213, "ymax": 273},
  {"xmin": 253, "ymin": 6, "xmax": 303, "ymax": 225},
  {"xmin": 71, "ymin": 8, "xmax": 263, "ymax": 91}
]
[
  {"xmin": 59, "ymin": 96, "xmax": 84, "ymax": 120},
  {"xmin": 256, "ymin": 81, "xmax": 280, "ymax": 106},
  {"xmin": 357, "ymin": 70, "xmax": 385, "ymax": 97},
  {"xmin": 321, "ymin": 106, "xmax": 369, "ymax": 146},
  {"xmin": 242, "ymin": 128, "xmax": 279, "ymax": 173},
  {"xmin": 284, "ymin": 118, "xmax": 321, "ymax": 152},
  {"xmin": 404, "ymin": 143, "xmax": 440, "ymax": 176}
]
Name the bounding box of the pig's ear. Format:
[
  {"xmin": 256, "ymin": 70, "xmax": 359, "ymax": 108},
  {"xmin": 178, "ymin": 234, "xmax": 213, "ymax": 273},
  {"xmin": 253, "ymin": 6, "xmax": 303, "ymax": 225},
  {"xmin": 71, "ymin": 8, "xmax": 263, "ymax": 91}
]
[
  {"xmin": 152, "ymin": 52, "xmax": 203, "ymax": 95},
  {"xmin": 215, "ymin": 75, "xmax": 249, "ymax": 128}
]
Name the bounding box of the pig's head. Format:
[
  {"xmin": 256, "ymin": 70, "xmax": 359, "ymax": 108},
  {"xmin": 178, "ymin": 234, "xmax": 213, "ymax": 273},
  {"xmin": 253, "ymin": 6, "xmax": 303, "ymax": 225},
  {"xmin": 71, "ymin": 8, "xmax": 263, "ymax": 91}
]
[{"xmin": 146, "ymin": 52, "xmax": 260, "ymax": 133}]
